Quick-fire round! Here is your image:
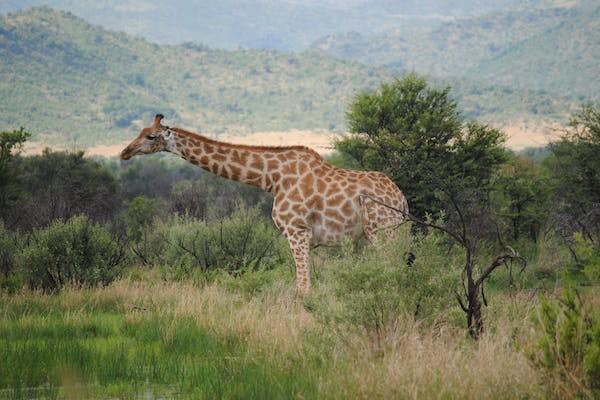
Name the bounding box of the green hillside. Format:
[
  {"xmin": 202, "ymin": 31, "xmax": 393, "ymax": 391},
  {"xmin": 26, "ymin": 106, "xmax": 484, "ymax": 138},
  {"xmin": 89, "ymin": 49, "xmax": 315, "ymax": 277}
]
[
  {"xmin": 312, "ymin": 3, "xmax": 600, "ymax": 99},
  {"xmin": 0, "ymin": 7, "xmax": 583, "ymax": 147},
  {"xmin": 0, "ymin": 7, "xmax": 391, "ymax": 146},
  {"xmin": 0, "ymin": 0, "xmax": 527, "ymax": 50},
  {"xmin": 466, "ymin": 6, "xmax": 600, "ymax": 97}
]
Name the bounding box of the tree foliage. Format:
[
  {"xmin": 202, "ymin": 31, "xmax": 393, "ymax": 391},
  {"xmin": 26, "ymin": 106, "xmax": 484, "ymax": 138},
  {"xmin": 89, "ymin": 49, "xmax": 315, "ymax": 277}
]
[
  {"xmin": 493, "ymin": 155, "xmax": 551, "ymax": 241},
  {"xmin": 337, "ymin": 75, "xmax": 519, "ymax": 338},
  {"xmin": 337, "ymin": 74, "xmax": 507, "ymax": 221},
  {"xmin": 0, "ymin": 128, "xmax": 31, "ymax": 220},
  {"xmin": 547, "ymin": 104, "xmax": 600, "ymax": 248},
  {"xmin": 7, "ymin": 150, "xmax": 120, "ymax": 229}
]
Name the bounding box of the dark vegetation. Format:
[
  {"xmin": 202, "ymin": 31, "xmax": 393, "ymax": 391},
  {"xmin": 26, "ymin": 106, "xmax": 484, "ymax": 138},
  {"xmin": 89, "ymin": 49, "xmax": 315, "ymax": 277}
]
[{"xmin": 0, "ymin": 75, "xmax": 599, "ymax": 397}]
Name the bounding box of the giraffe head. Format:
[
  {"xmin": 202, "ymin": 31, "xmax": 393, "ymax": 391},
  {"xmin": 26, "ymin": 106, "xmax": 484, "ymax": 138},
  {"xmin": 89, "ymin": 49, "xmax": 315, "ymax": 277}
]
[{"xmin": 120, "ymin": 114, "xmax": 173, "ymax": 160}]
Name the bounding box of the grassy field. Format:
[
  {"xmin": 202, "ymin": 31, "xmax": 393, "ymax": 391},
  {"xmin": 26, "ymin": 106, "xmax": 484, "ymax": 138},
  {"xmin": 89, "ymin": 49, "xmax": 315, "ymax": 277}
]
[
  {"xmin": 2, "ymin": 233, "xmax": 598, "ymax": 400},
  {"xmin": 0, "ymin": 280, "xmax": 535, "ymax": 399}
]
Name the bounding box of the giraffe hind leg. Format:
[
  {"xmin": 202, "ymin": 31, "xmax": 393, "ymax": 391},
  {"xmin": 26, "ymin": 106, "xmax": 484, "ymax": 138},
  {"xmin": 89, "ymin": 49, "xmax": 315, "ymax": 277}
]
[{"xmin": 360, "ymin": 196, "xmax": 404, "ymax": 243}]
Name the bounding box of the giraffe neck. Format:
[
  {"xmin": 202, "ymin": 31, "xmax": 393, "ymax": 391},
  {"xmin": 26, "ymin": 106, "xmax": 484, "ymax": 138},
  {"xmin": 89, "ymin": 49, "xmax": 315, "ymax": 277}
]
[{"xmin": 166, "ymin": 128, "xmax": 295, "ymax": 193}]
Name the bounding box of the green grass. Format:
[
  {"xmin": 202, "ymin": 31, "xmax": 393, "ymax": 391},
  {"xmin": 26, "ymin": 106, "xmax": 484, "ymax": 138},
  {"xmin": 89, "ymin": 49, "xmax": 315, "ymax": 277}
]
[{"xmin": 0, "ymin": 299, "xmax": 319, "ymax": 399}]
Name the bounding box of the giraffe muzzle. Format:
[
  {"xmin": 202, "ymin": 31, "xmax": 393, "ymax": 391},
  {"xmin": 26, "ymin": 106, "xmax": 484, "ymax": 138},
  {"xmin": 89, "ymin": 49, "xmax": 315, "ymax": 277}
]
[{"xmin": 120, "ymin": 146, "xmax": 135, "ymax": 160}]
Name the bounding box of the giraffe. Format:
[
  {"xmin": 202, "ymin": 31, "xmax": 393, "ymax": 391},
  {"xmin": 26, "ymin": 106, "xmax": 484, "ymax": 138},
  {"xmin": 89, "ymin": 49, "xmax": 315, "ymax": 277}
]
[{"xmin": 121, "ymin": 115, "xmax": 409, "ymax": 294}]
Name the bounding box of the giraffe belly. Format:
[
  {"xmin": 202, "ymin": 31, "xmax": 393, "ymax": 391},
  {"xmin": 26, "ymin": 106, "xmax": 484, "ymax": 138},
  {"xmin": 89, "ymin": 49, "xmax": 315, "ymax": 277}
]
[{"xmin": 310, "ymin": 214, "xmax": 364, "ymax": 247}]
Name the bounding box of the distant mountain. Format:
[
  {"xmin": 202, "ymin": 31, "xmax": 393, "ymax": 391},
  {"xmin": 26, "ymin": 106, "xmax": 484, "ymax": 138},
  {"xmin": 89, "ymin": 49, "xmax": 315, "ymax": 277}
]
[
  {"xmin": 0, "ymin": 7, "xmax": 391, "ymax": 146},
  {"xmin": 312, "ymin": 2, "xmax": 600, "ymax": 99},
  {"xmin": 0, "ymin": 8, "xmax": 580, "ymax": 148},
  {"xmin": 465, "ymin": 6, "xmax": 600, "ymax": 97},
  {"xmin": 0, "ymin": 0, "xmax": 534, "ymax": 51}
]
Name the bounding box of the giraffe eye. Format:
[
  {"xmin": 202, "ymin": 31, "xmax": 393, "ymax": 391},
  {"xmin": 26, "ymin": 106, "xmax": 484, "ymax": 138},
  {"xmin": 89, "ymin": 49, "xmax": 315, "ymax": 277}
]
[{"xmin": 147, "ymin": 134, "xmax": 157, "ymax": 140}]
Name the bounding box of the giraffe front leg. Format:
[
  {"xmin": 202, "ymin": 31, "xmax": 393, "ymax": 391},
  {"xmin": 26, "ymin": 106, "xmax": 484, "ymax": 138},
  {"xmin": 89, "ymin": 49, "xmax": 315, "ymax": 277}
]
[{"xmin": 285, "ymin": 229, "xmax": 312, "ymax": 295}]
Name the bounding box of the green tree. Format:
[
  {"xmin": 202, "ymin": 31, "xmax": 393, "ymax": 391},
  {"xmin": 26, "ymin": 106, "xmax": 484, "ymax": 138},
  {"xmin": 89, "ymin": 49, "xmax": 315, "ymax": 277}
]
[
  {"xmin": 0, "ymin": 128, "xmax": 31, "ymax": 222},
  {"xmin": 546, "ymin": 104, "xmax": 600, "ymax": 249},
  {"xmin": 123, "ymin": 195, "xmax": 161, "ymax": 241},
  {"xmin": 9, "ymin": 150, "xmax": 120, "ymax": 229},
  {"xmin": 336, "ymin": 74, "xmax": 506, "ymax": 219},
  {"xmin": 336, "ymin": 75, "xmax": 518, "ymax": 338},
  {"xmin": 493, "ymin": 155, "xmax": 551, "ymax": 241}
]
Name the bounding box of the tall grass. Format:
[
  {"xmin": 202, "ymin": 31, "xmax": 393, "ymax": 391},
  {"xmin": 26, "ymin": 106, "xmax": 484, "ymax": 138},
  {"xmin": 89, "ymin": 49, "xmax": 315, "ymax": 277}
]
[
  {"xmin": 1, "ymin": 276, "xmax": 552, "ymax": 399},
  {"xmin": 0, "ymin": 281, "xmax": 319, "ymax": 399},
  {"xmin": 1, "ymin": 228, "xmax": 596, "ymax": 399}
]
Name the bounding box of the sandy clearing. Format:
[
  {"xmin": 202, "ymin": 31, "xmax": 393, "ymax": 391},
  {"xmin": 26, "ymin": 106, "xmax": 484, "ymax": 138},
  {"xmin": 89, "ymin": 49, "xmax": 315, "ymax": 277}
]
[
  {"xmin": 495, "ymin": 120, "xmax": 564, "ymax": 150},
  {"xmin": 23, "ymin": 130, "xmax": 344, "ymax": 158},
  {"xmin": 22, "ymin": 121, "xmax": 564, "ymax": 158}
]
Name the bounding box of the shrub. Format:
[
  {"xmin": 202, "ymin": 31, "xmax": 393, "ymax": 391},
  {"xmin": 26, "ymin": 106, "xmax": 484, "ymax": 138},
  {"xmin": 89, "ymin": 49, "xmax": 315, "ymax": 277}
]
[
  {"xmin": 216, "ymin": 266, "xmax": 292, "ymax": 296},
  {"xmin": 532, "ymin": 289, "xmax": 600, "ymax": 398},
  {"xmin": 136, "ymin": 207, "xmax": 290, "ymax": 275},
  {"xmin": 573, "ymin": 233, "xmax": 600, "ymax": 284},
  {"xmin": 0, "ymin": 274, "xmax": 22, "ymax": 295},
  {"xmin": 122, "ymin": 195, "xmax": 164, "ymax": 241},
  {"xmin": 313, "ymin": 224, "xmax": 462, "ymax": 349},
  {"xmin": 0, "ymin": 222, "xmax": 17, "ymax": 276},
  {"xmin": 0, "ymin": 222, "xmax": 23, "ymax": 294},
  {"xmin": 18, "ymin": 215, "xmax": 126, "ymax": 292}
]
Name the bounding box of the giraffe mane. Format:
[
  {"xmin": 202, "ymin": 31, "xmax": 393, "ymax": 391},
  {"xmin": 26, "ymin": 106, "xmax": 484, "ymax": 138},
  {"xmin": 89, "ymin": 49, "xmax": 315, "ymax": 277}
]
[{"xmin": 170, "ymin": 127, "xmax": 324, "ymax": 159}]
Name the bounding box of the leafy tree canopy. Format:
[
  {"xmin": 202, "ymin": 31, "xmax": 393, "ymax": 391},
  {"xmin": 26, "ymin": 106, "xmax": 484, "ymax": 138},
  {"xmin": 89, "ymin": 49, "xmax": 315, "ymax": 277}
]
[
  {"xmin": 336, "ymin": 74, "xmax": 507, "ymax": 218},
  {"xmin": 546, "ymin": 104, "xmax": 600, "ymax": 246}
]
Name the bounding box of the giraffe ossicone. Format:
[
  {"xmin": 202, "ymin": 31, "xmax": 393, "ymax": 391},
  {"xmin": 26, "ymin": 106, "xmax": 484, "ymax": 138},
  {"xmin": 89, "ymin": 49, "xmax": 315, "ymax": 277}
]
[{"xmin": 121, "ymin": 115, "xmax": 409, "ymax": 294}]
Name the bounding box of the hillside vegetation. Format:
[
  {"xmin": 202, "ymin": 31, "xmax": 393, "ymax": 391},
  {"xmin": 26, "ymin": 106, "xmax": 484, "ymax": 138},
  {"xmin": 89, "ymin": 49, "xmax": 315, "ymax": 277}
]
[
  {"xmin": 0, "ymin": 0, "xmax": 530, "ymax": 50},
  {"xmin": 0, "ymin": 8, "xmax": 390, "ymax": 146},
  {"xmin": 312, "ymin": 2, "xmax": 600, "ymax": 100},
  {"xmin": 0, "ymin": 7, "xmax": 582, "ymax": 147}
]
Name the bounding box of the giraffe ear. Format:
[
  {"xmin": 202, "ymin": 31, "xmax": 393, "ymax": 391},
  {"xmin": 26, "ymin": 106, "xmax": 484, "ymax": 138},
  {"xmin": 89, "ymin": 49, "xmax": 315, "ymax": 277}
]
[{"xmin": 153, "ymin": 114, "xmax": 164, "ymax": 127}]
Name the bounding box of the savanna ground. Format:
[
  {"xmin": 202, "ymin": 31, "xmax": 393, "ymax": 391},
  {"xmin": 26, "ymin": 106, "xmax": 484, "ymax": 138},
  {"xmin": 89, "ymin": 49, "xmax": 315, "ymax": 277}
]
[{"xmin": 2, "ymin": 225, "xmax": 598, "ymax": 400}]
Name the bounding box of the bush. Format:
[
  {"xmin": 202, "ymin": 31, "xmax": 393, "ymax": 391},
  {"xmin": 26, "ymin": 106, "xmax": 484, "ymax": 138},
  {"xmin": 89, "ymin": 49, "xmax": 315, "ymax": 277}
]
[
  {"xmin": 560, "ymin": 233, "xmax": 600, "ymax": 286},
  {"xmin": 0, "ymin": 222, "xmax": 17, "ymax": 276},
  {"xmin": 7, "ymin": 150, "xmax": 120, "ymax": 230},
  {"xmin": 312, "ymin": 224, "xmax": 462, "ymax": 348},
  {"xmin": 0, "ymin": 274, "xmax": 22, "ymax": 295},
  {"xmin": 135, "ymin": 207, "xmax": 290, "ymax": 276},
  {"xmin": 573, "ymin": 233, "xmax": 600, "ymax": 284},
  {"xmin": 532, "ymin": 289, "xmax": 600, "ymax": 398},
  {"xmin": 122, "ymin": 195, "xmax": 164, "ymax": 241},
  {"xmin": 18, "ymin": 215, "xmax": 126, "ymax": 292},
  {"xmin": 216, "ymin": 266, "xmax": 293, "ymax": 296},
  {"xmin": 0, "ymin": 222, "xmax": 24, "ymax": 294}
]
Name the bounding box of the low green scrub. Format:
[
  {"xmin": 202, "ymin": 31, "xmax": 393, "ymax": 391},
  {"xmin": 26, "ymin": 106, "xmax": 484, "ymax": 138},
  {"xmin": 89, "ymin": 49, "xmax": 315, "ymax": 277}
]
[
  {"xmin": 17, "ymin": 215, "xmax": 126, "ymax": 292},
  {"xmin": 133, "ymin": 208, "xmax": 291, "ymax": 275},
  {"xmin": 571, "ymin": 233, "xmax": 600, "ymax": 285},
  {"xmin": 308, "ymin": 225, "xmax": 463, "ymax": 347},
  {"xmin": 531, "ymin": 289, "xmax": 600, "ymax": 398},
  {"xmin": 0, "ymin": 223, "xmax": 22, "ymax": 294},
  {"xmin": 0, "ymin": 222, "xmax": 17, "ymax": 276},
  {"xmin": 215, "ymin": 266, "xmax": 294, "ymax": 296}
]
